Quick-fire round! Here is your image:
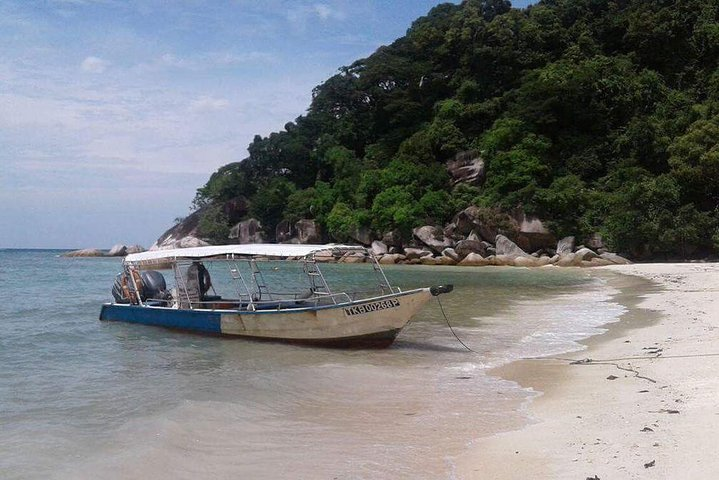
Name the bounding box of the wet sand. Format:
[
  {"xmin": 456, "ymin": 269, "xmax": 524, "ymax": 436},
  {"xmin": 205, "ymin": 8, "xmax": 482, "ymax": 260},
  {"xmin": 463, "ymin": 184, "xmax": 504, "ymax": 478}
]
[{"xmin": 456, "ymin": 263, "xmax": 719, "ymax": 479}]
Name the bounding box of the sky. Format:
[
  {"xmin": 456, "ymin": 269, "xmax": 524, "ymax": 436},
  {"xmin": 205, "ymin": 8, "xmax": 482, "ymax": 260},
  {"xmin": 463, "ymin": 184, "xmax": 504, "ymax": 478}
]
[{"xmin": 0, "ymin": 0, "xmax": 534, "ymax": 249}]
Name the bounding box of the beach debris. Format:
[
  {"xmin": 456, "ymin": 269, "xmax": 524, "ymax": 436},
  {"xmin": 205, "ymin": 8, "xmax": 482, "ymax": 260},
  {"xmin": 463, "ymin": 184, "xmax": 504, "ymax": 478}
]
[
  {"xmin": 606, "ymin": 375, "xmax": 619, "ymax": 380},
  {"xmin": 651, "ymin": 409, "xmax": 680, "ymax": 414},
  {"xmin": 455, "ymin": 376, "xmax": 472, "ymax": 380},
  {"xmin": 638, "ymin": 390, "xmax": 650, "ymax": 393},
  {"xmin": 586, "ymin": 475, "xmax": 600, "ymax": 480},
  {"xmin": 570, "ymin": 358, "xmax": 593, "ymax": 364},
  {"xmin": 641, "ymin": 427, "xmax": 654, "ymax": 432},
  {"xmin": 644, "ymin": 460, "xmax": 656, "ymax": 468}
]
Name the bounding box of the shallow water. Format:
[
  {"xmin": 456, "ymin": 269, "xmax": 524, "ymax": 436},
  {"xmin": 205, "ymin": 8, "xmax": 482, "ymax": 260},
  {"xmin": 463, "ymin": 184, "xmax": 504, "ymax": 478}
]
[{"xmin": 0, "ymin": 250, "xmax": 625, "ymax": 479}]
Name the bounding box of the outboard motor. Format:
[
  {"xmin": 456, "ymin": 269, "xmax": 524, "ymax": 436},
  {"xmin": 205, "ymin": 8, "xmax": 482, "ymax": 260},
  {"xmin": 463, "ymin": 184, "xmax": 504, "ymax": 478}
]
[
  {"xmin": 111, "ymin": 273, "xmax": 130, "ymax": 303},
  {"xmin": 140, "ymin": 270, "xmax": 167, "ymax": 301}
]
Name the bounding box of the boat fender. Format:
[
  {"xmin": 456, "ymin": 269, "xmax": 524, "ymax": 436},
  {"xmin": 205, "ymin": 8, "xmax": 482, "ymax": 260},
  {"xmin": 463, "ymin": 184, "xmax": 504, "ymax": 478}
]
[{"xmin": 430, "ymin": 284, "xmax": 454, "ymax": 296}]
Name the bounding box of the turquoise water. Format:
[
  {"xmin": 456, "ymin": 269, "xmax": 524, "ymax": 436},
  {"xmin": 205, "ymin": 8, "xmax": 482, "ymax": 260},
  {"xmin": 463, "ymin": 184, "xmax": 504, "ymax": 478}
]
[{"xmin": 0, "ymin": 249, "xmax": 625, "ymax": 479}]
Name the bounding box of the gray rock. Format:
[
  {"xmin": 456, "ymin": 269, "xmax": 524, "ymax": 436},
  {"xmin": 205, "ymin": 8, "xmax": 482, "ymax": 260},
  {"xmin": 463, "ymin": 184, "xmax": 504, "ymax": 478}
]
[
  {"xmin": 404, "ymin": 247, "xmax": 433, "ymax": 260},
  {"xmin": 556, "ymin": 236, "xmax": 575, "ymax": 255},
  {"xmin": 574, "ymin": 247, "xmax": 599, "ymax": 262},
  {"xmin": 413, "ymin": 225, "xmax": 455, "ymax": 254},
  {"xmin": 108, "ymin": 244, "xmax": 127, "ymax": 256},
  {"xmin": 467, "ymin": 231, "xmax": 482, "ymax": 242},
  {"xmin": 295, "ymin": 219, "xmax": 322, "ymax": 244},
  {"xmin": 441, "ymin": 247, "xmax": 460, "ymax": 262},
  {"xmin": 446, "ymin": 150, "xmax": 485, "ymax": 187},
  {"xmin": 275, "ymin": 219, "xmax": 294, "ymax": 243},
  {"xmin": 555, "ymin": 253, "xmax": 577, "ymax": 267},
  {"xmin": 585, "ymin": 233, "xmax": 605, "ymax": 251},
  {"xmin": 513, "ymin": 212, "xmax": 556, "ymax": 251},
  {"xmin": 378, "ymin": 253, "xmax": 404, "ymax": 265},
  {"xmin": 63, "ymin": 248, "xmax": 105, "ymax": 257},
  {"xmin": 381, "ymin": 229, "xmax": 403, "ymax": 247},
  {"xmin": 454, "ymin": 239, "xmax": 486, "ymax": 260},
  {"xmin": 451, "ymin": 206, "xmax": 500, "ymax": 242},
  {"xmin": 495, "ymin": 234, "xmax": 531, "ymax": 259},
  {"xmin": 340, "ymin": 251, "xmax": 365, "ymax": 263},
  {"xmin": 458, "ymin": 252, "xmax": 489, "ymax": 266},
  {"xmin": 371, "ymin": 240, "xmax": 388, "ymax": 256},
  {"xmin": 229, "ymin": 218, "xmax": 264, "ymax": 244},
  {"xmin": 600, "ymin": 252, "xmax": 632, "ymax": 265},
  {"xmin": 125, "ymin": 245, "xmax": 145, "ymax": 254},
  {"xmin": 513, "ymin": 256, "xmax": 541, "ymax": 267},
  {"xmin": 350, "ymin": 226, "xmax": 373, "ymax": 246}
]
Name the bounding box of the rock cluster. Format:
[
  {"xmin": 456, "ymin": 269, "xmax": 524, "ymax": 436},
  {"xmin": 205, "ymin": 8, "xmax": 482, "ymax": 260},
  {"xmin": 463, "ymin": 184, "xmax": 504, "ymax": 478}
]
[
  {"xmin": 63, "ymin": 244, "xmax": 146, "ymax": 257},
  {"xmin": 366, "ymin": 233, "xmax": 630, "ymax": 268}
]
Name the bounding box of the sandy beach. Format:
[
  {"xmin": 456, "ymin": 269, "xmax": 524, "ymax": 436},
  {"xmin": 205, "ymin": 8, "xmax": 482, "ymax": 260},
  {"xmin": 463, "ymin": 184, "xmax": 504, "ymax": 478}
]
[{"xmin": 457, "ymin": 263, "xmax": 719, "ymax": 479}]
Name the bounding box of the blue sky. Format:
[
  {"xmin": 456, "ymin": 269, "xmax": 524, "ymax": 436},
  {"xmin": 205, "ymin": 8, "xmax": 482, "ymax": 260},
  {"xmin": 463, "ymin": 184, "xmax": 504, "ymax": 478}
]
[{"xmin": 0, "ymin": 0, "xmax": 534, "ymax": 249}]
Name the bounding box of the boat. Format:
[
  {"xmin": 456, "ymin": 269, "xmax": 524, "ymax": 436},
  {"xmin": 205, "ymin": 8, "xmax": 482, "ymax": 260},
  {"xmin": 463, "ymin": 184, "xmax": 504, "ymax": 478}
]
[{"xmin": 99, "ymin": 244, "xmax": 453, "ymax": 347}]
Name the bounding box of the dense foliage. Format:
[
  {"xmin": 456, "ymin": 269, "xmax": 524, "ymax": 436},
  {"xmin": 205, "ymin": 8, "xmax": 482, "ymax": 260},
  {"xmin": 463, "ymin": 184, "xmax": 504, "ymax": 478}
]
[{"xmin": 193, "ymin": 0, "xmax": 719, "ymax": 258}]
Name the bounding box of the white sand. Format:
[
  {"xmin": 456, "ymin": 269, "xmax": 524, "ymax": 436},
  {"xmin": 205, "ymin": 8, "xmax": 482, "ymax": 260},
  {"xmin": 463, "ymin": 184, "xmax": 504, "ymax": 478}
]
[{"xmin": 456, "ymin": 263, "xmax": 719, "ymax": 479}]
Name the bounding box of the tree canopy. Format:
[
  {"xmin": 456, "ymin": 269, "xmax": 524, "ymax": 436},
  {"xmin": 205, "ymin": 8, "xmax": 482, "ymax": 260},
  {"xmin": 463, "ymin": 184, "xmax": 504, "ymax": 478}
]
[{"xmin": 193, "ymin": 0, "xmax": 719, "ymax": 258}]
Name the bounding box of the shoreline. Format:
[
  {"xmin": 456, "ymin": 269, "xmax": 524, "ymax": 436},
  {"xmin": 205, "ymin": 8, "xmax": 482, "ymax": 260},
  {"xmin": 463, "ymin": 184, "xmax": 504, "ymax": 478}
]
[{"xmin": 455, "ymin": 263, "xmax": 719, "ymax": 479}]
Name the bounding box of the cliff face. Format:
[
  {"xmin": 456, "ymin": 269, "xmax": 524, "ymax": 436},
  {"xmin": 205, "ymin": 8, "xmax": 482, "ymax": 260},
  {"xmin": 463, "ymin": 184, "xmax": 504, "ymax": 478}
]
[{"xmin": 151, "ymin": 208, "xmax": 209, "ymax": 250}]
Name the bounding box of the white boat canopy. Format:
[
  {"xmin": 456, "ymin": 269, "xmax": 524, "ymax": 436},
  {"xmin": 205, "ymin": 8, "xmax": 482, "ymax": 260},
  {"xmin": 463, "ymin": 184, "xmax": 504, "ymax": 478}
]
[{"xmin": 124, "ymin": 244, "xmax": 367, "ymax": 266}]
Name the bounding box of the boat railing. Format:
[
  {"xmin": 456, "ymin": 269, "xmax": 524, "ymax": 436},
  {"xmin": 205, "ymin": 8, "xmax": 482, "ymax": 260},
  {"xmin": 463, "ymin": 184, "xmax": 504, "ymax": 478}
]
[{"xmin": 143, "ymin": 288, "xmax": 406, "ymax": 311}]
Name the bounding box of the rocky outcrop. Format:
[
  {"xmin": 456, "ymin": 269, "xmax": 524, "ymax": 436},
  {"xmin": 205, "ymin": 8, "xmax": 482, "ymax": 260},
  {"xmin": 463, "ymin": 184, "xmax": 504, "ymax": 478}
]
[
  {"xmin": 458, "ymin": 252, "xmax": 490, "ymax": 266},
  {"xmin": 454, "ymin": 239, "xmax": 486, "ymax": 260},
  {"xmin": 295, "ymin": 219, "xmax": 322, "ymax": 244},
  {"xmin": 446, "ymin": 150, "xmax": 485, "ymax": 187},
  {"xmin": 495, "ymin": 234, "xmax": 531, "ymax": 259},
  {"xmin": 229, "ymin": 218, "xmax": 264, "ymax": 244},
  {"xmin": 152, "ymin": 208, "xmax": 209, "ymax": 250},
  {"xmin": 371, "ymin": 240, "xmax": 388, "ymax": 256},
  {"xmin": 63, "ymin": 248, "xmax": 105, "ymax": 257},
  {"xmin": 513, "ymin": 212, "xmax": 556, "ymax": 252},
  {"xmin": 556, "ymin": 236, "xmax": 575, "ymax": 255},
  {"xmin": 350, "ymin": 226, "xmax": 373, "ymax": 246},
  {"xmin": 413, "ymin": 226, "xmax": 454, "ymax": 254},
  {"xmin": 108, "ymin": 244, "xmax": 127, "ymax": 257},
  {"xmin": 600, "ymin": 252, "xmax": 632, "ymax": 264},
  {"xmin": 275, "ymin": 220, "xmax": 294, "ymax": 243}
]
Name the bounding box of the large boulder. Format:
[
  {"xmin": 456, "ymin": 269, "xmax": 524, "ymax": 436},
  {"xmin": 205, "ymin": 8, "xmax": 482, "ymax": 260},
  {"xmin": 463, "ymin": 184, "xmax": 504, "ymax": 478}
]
[
  {"xmin": 63, "ymin": 248, "xmax": 105, "ymax": 257},
  {"xmin": 350, "ymin": 226, "xmax": 373, "ymax": 246},
  {"xmin": 574, "ymin": 247, "xmax": 599, "ymax": 262},
  {"xmin": 275, "ymin": 219, "xmax": 294, "ymax": 243},
  {"xmin": 108, "ymin": 244, "xmax": 127, "ymax": 257},
  {"xmin": 229, "ymin": 218, "xmax": 264, "ymax": 244},
  {"xmin": 126, "ymin": 245, "xmax": 145, "ymax": 254},
  {"xmin": 412, "ymin": 226, "xmax": 455, "ymax": 254},
  {"xmin": 513, "ymin": 212, "xmax": 556, "ymax": 252},
  {"xmin": 446, "ymin": 150, "xmax": 485, "ymax": 187},
  {"xmin": 151, "ymin": 208, "xmax": 208, "ymax": 250},
  {"xmin": 378, "ymin": 253, "xmax": 404, "ymax": 265},
  {"xmin": 371, "ymin": 240, "xmax": 388, "ymax": 256},
  {"xmin": 495, "ymin": 234, "xmax": 531, "ymax": 259},
  {"xmin": 295, "ymin": 219, "xmax": 322, "ymax": 244},
  {"xmin": 454, "ymin": 239, "xmax": 486, "ymax": 260},
  {"xmin": 600, "ymin": 252, "xmax": 632, "ymax": 265},
  {"xmin": 556, "ymin": 236, "xmax": 575, "ymax": 255},
  {"xmin": 404, "ymin": 247, "xmax": 433, "ymax": 260},
  {"xmin": 381, "ymin": 230, "xmax": 403, "ymax": 248},
  {"xmin": 458, "ymin": 252, "xmax": 490, "ymax": 266},
  {"xmin": 585, "ymin": 233, "xmax": 605, "ymax": 251}
]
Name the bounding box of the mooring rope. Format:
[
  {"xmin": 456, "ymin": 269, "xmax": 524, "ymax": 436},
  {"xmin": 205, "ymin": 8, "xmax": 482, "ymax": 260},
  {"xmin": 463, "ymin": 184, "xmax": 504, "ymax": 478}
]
[{"xmin": 436, "ymin": 296, "xmax": 476, "ymax": 353}]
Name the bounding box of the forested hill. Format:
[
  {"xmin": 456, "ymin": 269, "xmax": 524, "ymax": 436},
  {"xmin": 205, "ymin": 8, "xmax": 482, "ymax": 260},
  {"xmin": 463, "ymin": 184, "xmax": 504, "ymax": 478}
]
[{"xmin": 189, "ymin": 0, "xmax": 719, "ymax": 259}]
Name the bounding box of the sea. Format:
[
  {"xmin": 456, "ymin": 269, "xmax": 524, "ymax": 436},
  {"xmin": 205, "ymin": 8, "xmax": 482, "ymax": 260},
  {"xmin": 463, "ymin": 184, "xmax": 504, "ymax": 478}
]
[{"xmin": 0, "ymin": 249, "xmax": 629, "ymax": 479}]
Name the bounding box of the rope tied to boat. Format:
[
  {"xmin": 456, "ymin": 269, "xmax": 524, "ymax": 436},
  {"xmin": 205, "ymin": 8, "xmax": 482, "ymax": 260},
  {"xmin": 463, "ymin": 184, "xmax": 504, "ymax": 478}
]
[{"xmin": 435, "ymin": 295, "xmax": 476, "ymax": 353}]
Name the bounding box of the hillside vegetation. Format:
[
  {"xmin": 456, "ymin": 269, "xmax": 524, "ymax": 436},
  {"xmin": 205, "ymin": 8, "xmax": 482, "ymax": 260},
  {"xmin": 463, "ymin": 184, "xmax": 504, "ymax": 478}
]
[{"xmin": 192, "ymin": 0, "xmax": 719, "ymax": 259}]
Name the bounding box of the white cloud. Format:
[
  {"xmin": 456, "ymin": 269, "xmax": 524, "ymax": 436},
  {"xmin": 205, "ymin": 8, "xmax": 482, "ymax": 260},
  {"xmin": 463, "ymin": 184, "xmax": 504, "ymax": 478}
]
[
  {"xmin": 286, "ymin": 3, "xmax": 345, "ymax": 31},
  {"xmin": 189, "ymin": 95, "xmax": 230, "ymax": 113},
  {"xmin": 81, "ymin": 56, "xmax": 109, "ymax": 73}
]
